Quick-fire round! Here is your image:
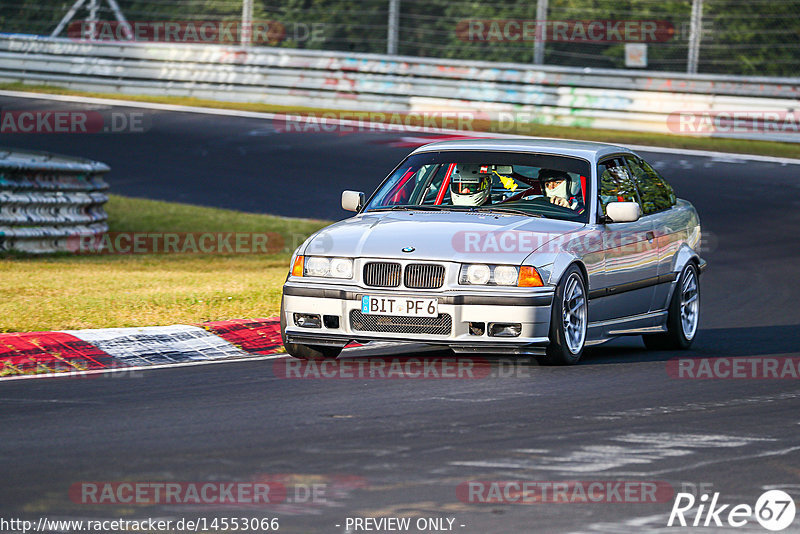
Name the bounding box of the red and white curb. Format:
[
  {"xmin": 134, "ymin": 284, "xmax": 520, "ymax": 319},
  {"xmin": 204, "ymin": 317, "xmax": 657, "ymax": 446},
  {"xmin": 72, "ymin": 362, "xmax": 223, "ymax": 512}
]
[
  {"xmin": 0, "ymin": 318, "xmax": 284, "ymax": 380},
  {"xmin": 0, "ymin": 319, "xmax": 407, "ymax": 380}
]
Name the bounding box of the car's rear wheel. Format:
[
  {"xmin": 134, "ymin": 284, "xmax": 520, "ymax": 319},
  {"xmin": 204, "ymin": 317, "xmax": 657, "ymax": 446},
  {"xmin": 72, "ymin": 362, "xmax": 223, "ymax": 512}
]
[
  {"xmin": 279, "ymin": 297, "xmax": 342, "ymax": 360},
  {"xmin": 643, "ymin": 263, "xmax": 700, "ymax": 350},
  {"xmin": 538, "ymin": 265, "xmax": 587, "ymax": 365}
]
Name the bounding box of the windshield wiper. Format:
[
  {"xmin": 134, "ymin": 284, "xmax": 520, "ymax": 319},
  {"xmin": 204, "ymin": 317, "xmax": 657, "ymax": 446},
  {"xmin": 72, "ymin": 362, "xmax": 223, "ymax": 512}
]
[
  {"xmin": 474, "ymin": 207, "xmax": 543, "ymax": 217},
  {"xmin": 369, "ymin": 205, "xmax": 462, "ymax": 212}
]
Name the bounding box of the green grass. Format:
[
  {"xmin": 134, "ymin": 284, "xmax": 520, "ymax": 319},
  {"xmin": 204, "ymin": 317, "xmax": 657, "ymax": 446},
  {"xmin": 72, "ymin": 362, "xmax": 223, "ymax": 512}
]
[
  {"xmin": 0, "ymin": 195, "xmax": 330, "ymax": 332},
  {"xmin": 105, "ymin": 194, "xmax": 324, "ymax": 238},
  {"xmin": 2, "ymin": 81, "xmax": 798, "ymax": 159}
]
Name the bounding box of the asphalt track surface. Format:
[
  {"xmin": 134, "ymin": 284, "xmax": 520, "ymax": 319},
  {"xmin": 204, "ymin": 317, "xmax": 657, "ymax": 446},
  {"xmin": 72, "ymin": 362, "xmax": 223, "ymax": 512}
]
[{"xmin": 2, "ymin": 95, "xmax": 800, "ymax": 533}]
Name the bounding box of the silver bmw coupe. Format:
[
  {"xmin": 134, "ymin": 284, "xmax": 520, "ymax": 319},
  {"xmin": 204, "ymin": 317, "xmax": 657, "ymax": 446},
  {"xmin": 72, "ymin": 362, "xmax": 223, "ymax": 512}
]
[{"xmin": 281, "ymin": 139, "xmax": 706, "ymax": 365}]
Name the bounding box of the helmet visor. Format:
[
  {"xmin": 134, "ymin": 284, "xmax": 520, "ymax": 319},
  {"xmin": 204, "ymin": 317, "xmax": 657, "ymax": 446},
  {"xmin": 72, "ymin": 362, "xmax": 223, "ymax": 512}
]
[{"xmin": 451, "ymin": 175, "xmax": 488, "ymax": 195}]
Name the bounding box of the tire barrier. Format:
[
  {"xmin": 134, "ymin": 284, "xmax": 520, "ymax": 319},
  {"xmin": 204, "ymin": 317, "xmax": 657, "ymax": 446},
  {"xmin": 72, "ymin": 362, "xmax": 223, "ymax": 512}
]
[
  {"xmin": 1, "ymin": 34, "xmax": 799, "ymax": 140},
  {"xmin": 0, "ymin": 147, "xmax": 110, "ymax": 253}
]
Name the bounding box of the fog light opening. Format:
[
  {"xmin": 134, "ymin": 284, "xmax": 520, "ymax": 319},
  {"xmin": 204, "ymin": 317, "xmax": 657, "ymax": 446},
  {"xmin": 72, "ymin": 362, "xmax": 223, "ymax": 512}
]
[
  {"xmin": 469, "ymin": 322, "xmax": 485, "ymax": 336},
  {"xmin": 323, "ymin": 315, "xmax": 340, "ymax": 329},
  {"xmin": 489, "ymin": 322, "xmax": 522, "ymax": 337},
  {"xmin": 294, "ymin": 313, "xmax": 321, "ymax": 328}
]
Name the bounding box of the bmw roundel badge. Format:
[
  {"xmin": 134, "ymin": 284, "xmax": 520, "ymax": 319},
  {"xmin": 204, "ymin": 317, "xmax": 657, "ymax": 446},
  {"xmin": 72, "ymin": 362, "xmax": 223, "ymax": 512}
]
[{"xmin": 402, "ymin": 246, "xmax": 415, "ymax": 253}]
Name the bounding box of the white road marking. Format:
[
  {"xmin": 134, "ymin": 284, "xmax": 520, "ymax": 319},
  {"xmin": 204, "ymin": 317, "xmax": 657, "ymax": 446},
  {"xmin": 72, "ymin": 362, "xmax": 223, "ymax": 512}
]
[
  {"xmin": 617, "ymin": 444, "xmax": 800, "ymax": 477},
  {"xmin": 575, "ymin": 391, "xmax": 800, "ymax": 421},
  {"xmin": 449, "ymin": 433, "xmax": 778, "ymax": 474},
  {"xmin": 615, "ymin": 433, "xmax": 775, "ymax": 448},
  {"xmin": 0, "ymin": 353, "xmax": 288, "ymax": 382}
]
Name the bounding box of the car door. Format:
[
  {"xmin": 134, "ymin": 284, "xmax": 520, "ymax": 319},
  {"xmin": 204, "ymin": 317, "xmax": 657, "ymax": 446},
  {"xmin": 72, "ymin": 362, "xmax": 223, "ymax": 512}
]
[
  {"xmin": 625, "ymin": 155, "xmax": 681, "ymax": 312},
  {"xmin": 591, "ymin": 156, "xmax": 659, "ymax": 322}
]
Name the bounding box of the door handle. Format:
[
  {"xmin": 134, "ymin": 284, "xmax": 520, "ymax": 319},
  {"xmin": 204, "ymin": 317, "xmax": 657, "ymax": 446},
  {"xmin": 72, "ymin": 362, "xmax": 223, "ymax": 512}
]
[{"xmin": 646, "ymin": 231, "xmax": 655, "ymax": 242}]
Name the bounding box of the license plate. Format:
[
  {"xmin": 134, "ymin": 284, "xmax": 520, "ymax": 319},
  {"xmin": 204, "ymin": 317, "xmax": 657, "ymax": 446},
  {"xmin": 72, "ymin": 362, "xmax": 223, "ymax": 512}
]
[{"xmin": 361, "ymin": 295, "xmax": 438, "ymax": 317}]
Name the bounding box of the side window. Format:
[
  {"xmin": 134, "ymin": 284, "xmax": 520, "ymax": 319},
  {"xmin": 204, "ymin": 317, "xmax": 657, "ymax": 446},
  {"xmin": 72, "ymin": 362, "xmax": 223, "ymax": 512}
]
[
  {"xmin": 598, "ymin": 158, "xmax": 639, "ymax": 217},
  {"xmin": 626, "ymin": 156, "xmax": 676, "ymax": 215}
]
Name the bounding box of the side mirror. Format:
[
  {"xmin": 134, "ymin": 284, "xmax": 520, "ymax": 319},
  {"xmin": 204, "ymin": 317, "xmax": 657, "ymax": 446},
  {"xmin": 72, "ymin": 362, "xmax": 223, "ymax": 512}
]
[
  {"xmin": 341, "ymin": 190, "xmax": 365, "ymax": 212},
  {"xmin": 605, "ymin": 201, "xmax": 641, "ymax": 223}
]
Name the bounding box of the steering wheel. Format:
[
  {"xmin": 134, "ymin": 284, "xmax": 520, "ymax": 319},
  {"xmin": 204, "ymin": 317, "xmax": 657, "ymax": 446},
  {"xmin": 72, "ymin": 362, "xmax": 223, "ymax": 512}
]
[{"xmin": 498, "ymin": 186, "xmax": 541, "ymax": 204}]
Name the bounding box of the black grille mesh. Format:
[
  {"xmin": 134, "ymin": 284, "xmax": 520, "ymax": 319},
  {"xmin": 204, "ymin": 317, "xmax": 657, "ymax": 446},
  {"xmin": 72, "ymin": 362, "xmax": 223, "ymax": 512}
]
[{"xmin": 349, "ymin": 310, "xmax": 452, "ymax": 336}]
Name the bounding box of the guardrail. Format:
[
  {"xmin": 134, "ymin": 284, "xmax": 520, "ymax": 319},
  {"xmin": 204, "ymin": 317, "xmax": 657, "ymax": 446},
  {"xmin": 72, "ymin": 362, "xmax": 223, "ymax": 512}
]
[
  {"xmin": 0, "ymin": 147, "xmax": 109, "ymax": 253},
  {"xmin": 0, "ymin": 33, "xmax": 798, "ymax": 141}
]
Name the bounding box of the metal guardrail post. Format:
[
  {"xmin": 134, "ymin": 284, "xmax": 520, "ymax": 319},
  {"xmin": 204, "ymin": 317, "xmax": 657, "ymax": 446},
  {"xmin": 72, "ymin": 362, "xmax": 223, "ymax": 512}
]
[
  {"xmin": 387, "ymin": 0, "xmax": 400, "ymax": 56},
  {"xmin": 241, "ymin": 0, "xmax": 253, "ymax": 47},
  {"xmin": 687, "ymin": 0, "xmax": 704, "ymax": 74},
  {"xmin": 534, "ymin": 0, "xmax": 548, "ymax": 65}
]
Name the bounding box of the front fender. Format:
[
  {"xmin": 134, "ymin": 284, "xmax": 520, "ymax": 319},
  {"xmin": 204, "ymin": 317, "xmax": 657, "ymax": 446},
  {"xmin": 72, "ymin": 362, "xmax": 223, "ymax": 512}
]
[
  {"xmin": 523, "ymin": 227, "xmax": 600, "ymax": 286},
  {"xmin": 523, "ymin": 250, "xmax": 585, "ymax": 287}
]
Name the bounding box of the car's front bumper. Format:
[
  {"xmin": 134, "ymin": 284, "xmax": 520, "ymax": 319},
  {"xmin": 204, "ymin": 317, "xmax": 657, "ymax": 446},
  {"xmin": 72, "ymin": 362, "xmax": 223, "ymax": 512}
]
[{"xmin": 282, "ymin": 283, "xmax": 555, "ymax": 355}]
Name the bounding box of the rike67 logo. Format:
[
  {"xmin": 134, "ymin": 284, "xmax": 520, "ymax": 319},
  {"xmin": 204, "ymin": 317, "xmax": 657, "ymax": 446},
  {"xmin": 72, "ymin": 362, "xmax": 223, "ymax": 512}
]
[{"xmin": 668, "ymin": 490, "xmax": 796, "ymax": 531}]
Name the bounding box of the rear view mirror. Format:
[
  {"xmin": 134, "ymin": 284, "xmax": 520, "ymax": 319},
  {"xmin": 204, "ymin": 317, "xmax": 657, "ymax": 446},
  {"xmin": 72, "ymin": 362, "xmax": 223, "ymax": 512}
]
[
  {"xmin": 605, "ymin": 201, "xmax": 641, "ymax": 223},
  {"xmin": 342, "ymin": 190, "xmax": 365, "ymax": 212}
]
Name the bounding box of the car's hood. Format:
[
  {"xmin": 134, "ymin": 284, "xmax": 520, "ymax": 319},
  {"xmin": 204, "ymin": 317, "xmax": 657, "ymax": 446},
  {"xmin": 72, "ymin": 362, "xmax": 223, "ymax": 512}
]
[{"xmin": 302, "ymin": 210, "xmax": 582, "ymax": 264}]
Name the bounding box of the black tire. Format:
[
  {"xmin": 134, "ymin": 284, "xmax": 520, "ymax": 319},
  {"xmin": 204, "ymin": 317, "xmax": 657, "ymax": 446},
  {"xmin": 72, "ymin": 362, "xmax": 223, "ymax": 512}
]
[
  {"xmin": 537, "ymin": 265, "xmax": 587, "ymax": 366},
  {"xmin": 279, "ymin": 297, "xmax": 342, "ymax": 360},
  {"xmin": 643, "ymin": 263, "xmax": 700, "ymax": 351}
]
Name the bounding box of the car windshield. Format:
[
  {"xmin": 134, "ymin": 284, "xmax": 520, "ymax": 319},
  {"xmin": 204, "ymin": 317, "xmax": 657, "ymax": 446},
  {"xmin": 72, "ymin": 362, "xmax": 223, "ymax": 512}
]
[{"xmin": 364, "ymin": 150, "xmax": 591, "ymax": 223}]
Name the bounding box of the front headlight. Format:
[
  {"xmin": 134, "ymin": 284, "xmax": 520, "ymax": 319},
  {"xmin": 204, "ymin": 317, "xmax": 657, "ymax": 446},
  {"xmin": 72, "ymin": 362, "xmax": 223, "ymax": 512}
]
[
  {"xmin": 300, "ymin": 256, "xmax": 354, "ymax": 279},
  {"xmin": 465, "ymin": 264, "xmax": 491, "ymax": 285},
  {"xmin": 493, "ymin": 265, "xmax": 518, "ymax": 286},
  {"xmin": 330, "ymin": 257, "xmax": 354, "ymax": 279},
  {"xmin": 459, "ymin": 264, "xmax": 543, "ymax": 287}
]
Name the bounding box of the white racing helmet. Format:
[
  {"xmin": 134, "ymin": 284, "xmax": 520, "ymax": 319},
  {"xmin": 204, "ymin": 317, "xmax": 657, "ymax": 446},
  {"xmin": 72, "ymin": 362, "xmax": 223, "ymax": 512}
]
[{"xmin": 450, "ymin": 165, "xmax": 491, "ymax": 206}]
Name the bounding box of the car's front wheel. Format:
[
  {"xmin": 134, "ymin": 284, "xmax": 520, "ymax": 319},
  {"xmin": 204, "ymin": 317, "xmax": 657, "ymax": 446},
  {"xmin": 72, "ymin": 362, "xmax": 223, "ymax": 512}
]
[
  {"xmin": 643, "ymin": 263, "xmax": 700, "ymax": 350},
  {"xmin": 538, "ymin": 265, "xmax": 587, "ymax": 365},
  {"xmin": 279, "ymin": 297, "xmax": 342, "ymax": 360}
]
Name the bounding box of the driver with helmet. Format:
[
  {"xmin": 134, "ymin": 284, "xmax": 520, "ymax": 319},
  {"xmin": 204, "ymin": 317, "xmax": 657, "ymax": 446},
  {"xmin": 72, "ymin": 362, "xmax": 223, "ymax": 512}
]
[{"xmin": 450, "ymin": 166, "xmax": 492, "ymax": 207}]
